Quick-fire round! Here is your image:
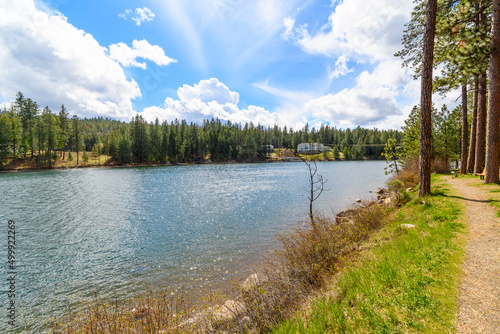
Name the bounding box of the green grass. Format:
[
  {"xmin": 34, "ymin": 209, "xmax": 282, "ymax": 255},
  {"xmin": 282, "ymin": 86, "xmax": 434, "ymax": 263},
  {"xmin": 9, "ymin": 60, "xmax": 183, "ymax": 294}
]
[{"xmin": 273, "ymin": 175, "xmax": 467, "ymax": 333}]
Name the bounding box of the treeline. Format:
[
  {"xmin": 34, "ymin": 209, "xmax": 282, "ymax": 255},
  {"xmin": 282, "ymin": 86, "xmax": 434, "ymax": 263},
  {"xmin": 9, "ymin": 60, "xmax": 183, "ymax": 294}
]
[
  {"xmin": 397, "ymin": 0, "xmax": 500, "ymax": 192},
  {"xmin": 0, "ymin": 92, "xmax": 401, "ymax": 168}
]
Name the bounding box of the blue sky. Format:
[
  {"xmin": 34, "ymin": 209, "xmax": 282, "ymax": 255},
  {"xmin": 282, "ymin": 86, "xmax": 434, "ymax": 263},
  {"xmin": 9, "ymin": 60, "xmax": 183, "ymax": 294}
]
[{"xmin": 0, "ymin": 0, "xmax": 460, "ymax": 129}]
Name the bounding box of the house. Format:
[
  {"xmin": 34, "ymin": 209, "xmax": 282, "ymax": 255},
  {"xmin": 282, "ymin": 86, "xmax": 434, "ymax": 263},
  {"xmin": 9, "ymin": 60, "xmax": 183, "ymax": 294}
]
[
  {"xmin": 261, "ymin": 145, "xmax": 274, "ymax": 152},
  {"xmin": 297, "ymin": 142, "xmax": 324, "ymax": 153}
]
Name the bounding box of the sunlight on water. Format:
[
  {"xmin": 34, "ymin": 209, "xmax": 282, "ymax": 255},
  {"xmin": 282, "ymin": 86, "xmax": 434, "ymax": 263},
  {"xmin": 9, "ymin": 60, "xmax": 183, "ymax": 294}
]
[{"xmin": 0, "ymin": 161, "xmax": 388, "ymax": 332}]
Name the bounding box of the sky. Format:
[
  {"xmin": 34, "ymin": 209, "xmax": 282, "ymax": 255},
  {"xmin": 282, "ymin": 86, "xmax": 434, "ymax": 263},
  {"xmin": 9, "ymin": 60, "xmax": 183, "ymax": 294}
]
[{"xmin": 0, "ymin": 0, "xmax": 461, "ymax": 130}]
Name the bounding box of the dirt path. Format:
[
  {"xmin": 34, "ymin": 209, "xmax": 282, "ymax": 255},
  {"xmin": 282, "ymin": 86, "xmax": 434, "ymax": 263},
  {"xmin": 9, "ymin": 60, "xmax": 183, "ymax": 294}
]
[{"xmin": 444, "ymin": 176, "xmax": 500, "ymax": 334}]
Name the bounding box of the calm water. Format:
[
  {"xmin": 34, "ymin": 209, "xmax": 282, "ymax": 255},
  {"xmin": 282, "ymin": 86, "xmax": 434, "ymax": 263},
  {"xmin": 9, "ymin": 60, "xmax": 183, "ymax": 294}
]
[{"xmin": 0, "ymin": 161, "xmax": 388, "ymax": 332}]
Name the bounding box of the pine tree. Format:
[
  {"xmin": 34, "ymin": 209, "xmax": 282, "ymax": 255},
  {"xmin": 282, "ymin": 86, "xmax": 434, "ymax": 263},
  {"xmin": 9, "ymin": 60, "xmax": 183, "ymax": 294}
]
[{"xmin": 485, "ymin": 0, "xmax": 500, "ymax": 183}]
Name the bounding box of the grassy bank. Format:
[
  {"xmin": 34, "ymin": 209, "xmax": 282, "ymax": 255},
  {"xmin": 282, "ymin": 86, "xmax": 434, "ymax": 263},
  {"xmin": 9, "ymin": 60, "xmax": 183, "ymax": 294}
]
[{"xmin": 274, "ymin": 175, "xmax": 467, "ymax": 333}]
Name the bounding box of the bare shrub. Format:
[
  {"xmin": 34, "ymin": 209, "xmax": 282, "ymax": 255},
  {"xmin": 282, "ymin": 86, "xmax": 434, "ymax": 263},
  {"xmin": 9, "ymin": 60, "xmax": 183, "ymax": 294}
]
[
  {"xmin": 50, "ymin": 289, "xmax": 196, "ymax": 334},
  {"xmin": 391, "ymin": 157, "xmax": 419, "ymax": 189},
  {"xmin": 432, "ymin": 159, "xmax": 450, "ymax": 174}
]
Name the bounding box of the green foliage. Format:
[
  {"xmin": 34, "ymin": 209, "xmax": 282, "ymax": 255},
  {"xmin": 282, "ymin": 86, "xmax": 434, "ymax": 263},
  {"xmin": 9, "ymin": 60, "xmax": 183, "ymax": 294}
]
[
  {"xmin": 382, "ymin": 138, "xmax": 402, "ymax": 175},
  {"xmin": 82, "ymin": 150, "xmax": 89, "ymax": 164},
  {"xmin": 433, "ymin": 104, "xmax": 461, "ymax": 167}
]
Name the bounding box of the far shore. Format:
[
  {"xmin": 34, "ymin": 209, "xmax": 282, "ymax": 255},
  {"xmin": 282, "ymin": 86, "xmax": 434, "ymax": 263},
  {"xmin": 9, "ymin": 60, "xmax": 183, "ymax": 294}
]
[{"xmin": 1, "ymin": 154, "xmax": 383, "ymax": 174}]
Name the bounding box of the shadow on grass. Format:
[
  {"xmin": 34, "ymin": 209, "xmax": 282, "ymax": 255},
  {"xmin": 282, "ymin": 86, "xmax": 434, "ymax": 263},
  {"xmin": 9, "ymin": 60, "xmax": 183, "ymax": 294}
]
[{"xmin": 441, "ymin": 194, "xmax": 500, "ymax": 205}]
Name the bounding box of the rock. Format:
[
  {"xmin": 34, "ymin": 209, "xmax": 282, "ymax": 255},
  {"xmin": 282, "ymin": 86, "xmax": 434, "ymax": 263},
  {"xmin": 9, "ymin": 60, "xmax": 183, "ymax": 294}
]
[
  {"xmin": 336, "ymin": 208, "xmax": 358, "ymax": 224},
  {"xmin": 375, "ymin": 187, "xmax": 386, "ymax": 194},
  {"xmin": 420, "ymin": 200, "xmax": 426, "ymax": 205},
  {"xmin": 384, "ymin": 197, "xmax": 393, "ymax": 206},
  {"xmin": 241, "ymin": 273, "xmax": 264, "ymax": 291},
  {"xmin": 211, "ymin": 300, "xmax": 246, "ymax": 322},
  {"xmin": 356, "ymin": 199, "xmax": 362, "ymax": 203},
  {"xmin": 399, "ymin": 224, "xmax": 416, "ymax": 230}
]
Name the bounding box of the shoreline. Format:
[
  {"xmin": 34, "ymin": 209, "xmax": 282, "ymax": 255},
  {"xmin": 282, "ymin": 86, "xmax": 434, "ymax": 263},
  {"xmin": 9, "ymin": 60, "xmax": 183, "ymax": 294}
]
[{"xmin": 0, "ymin": 157, "xmax": 384, "ymax": 174}]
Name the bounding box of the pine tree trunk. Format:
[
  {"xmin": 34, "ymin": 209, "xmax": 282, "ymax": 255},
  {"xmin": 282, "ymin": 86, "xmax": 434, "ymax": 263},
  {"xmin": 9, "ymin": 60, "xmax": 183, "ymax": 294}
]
[
  {"xmin": 467, "ymin": 80, "xmax": 479, "ymax": 173},
  {"xmin": 460, "ymin": 84, "xmax": 468, "ymax": 173},
  {"xmin": 419, "ymin": 0, "xmax": 438, "ymax": 197},
  {"xmin": 474, "ymin": 72, "xmax": 487, "ymax": 174},
  {"xmin": 485, "ymin": 0, "xmax": 500, "ymax": 183}
]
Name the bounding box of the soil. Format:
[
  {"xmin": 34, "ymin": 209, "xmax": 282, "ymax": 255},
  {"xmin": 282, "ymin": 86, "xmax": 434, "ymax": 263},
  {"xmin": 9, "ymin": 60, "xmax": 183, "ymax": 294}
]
[{"xmin": 444, "ymin": 176, "xmax": 500, "ymax": 334}]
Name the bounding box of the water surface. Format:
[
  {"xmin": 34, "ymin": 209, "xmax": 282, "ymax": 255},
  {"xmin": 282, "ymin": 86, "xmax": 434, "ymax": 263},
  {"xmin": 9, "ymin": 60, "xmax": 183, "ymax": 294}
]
[{"xmin": 0, "ymin": 161, "xmax": 388, "ymax": 332}]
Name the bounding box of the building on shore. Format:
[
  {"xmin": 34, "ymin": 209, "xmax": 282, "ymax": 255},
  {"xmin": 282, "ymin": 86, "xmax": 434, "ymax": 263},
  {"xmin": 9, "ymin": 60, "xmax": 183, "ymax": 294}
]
[{"xmin": 297, "ymin": 142, "xmax": 326, "ymax": 153}]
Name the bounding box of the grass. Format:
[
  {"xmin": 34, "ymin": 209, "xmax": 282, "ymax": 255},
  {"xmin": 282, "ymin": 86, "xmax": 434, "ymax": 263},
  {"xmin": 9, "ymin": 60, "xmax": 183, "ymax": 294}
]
[{"xmin": 273, "ymin": 175, "xmax": 467, "ymax": 333}]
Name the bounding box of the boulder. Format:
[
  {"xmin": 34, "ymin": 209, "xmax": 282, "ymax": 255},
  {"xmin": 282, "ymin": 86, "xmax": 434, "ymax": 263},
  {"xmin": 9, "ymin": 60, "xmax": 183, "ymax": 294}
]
[
  {"xmin": 241, "ymin": 273, "xmax": 265, "ymax": 291},
  {"xmin": 356, "ymin": 199, "xmax": 362, "ymax": 203},
  {"xmin": 375, "ymin": 187, "xmax": 386, "ymax": 194},
  {"xmin": 211, "ymin": 300, "xmax": 246, "ymax": 322},
  {"xmin": 335, "ymin": 208, "xmax": 357, "ymax": 224}
]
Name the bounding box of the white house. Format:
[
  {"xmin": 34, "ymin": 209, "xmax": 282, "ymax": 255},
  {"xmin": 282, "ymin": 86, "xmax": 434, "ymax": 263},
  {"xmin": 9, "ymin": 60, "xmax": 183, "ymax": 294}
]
[{"xmin": 297, "ymin": 142, "xmax": 324, "ymax": 153}]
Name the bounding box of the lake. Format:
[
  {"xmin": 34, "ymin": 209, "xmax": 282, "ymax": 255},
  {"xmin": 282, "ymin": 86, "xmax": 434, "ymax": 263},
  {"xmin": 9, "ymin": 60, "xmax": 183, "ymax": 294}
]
[{"xmin": 0, "ymin": 161, "xmax": 389, "ymax": 332}]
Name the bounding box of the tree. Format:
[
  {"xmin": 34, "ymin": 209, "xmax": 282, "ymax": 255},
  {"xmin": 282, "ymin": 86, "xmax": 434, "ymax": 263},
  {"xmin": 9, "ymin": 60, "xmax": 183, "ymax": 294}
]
[
  {"xmin": 474, "ymin": 72, "xmax": 488, "ymax": 174},
  {"xmin": 401, "ymin": 105, "xmax": 421, "ymax": 159},
  {"xmin": 82, "ymin": 149, "xmax": 89, "ymax": 166},
  {"xmin": 485, "ymin": 0, "xmax": 500, "ymax": 183},
  {"xmin": 419, "ymin": 0, "xmax": 438, "ymax": 197},
  {"xmin": 0, "ymin": 113, "xmax": 12, "ymax": 165},
  {"xmin": 467, "ymin": 80, "xmax": 479, "ymax": 172},
  {"xmin": 21, "ymin": 98, "xmax": 38, "ymax": 159},
  {"xmin": 58, "ymin": 105, "xmax": 69, "ymax": 160},
  {"xmin": 71, "ymin": 115, "xmax": 82, "ymax": 165},
  {"xmin": 42, "ymin": 107, "xmax": 60, "ymax": 168},
  {"xmin": 382, "ymin": 138, "xmax": 402, "ymax": 175},
  {"xmin": 304, "ymin": 160, "xmax": 327, "ymax": 228},
  {"xmin": 460, "ymin": 84, "xmax": 468, "ymax": 173}
]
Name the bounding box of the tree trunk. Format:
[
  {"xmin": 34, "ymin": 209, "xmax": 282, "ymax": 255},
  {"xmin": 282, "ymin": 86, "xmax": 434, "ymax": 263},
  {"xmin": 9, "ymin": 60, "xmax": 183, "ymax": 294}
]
[
  {"xmin": 419, "ymin": 0, "xmax": 438, "ymax": 197},
  {"xmin": 467, "ymin": 80, "xmax": 479, "ymax": 173},
  {"xmin": 460, "ymin": 84, "xmax": 468, "ymax": 173},
  {"xmin": 485, "ymin": 0, "xmax": 500, "ymax": 183},
  {"xmin": 474, "ymin": 72, "xmax": 487, "ymax": 174}
]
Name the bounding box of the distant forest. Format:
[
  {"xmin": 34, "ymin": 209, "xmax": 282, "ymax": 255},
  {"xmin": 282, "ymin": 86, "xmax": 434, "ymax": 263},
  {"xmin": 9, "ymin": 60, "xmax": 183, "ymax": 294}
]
[{"xmin": 0, "ymin": 92, "xmax": 402, "ymax": 168}]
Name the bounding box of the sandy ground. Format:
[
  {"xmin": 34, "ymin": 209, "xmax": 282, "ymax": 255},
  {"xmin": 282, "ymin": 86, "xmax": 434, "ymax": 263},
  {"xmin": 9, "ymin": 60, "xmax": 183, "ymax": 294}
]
[{"xmin": 444, "ymin": 176, "xmax": 500, "ymax": 334}]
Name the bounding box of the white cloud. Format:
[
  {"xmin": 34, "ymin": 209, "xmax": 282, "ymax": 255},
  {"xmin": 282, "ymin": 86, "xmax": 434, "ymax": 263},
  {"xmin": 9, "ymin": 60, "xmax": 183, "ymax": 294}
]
[
  {"xmin": 119, "ymin": 7, "xmax": 155, "ymax": 26},
  {"xmin": 142, "ymin": 78, "xmax": 281, "ymax": 126},
  {"xmin": 108, "ymin": 39, "xmax": 177, "ymax": 69},
  {"xmin": 274, "ymin": 0, "xmax": 425, "ymax": 129},
  {"xmin": 306, "ymin": 59, "xmax": 413, "ymax": 129},
  {"xmin": 0, "ymin": 0, "xmax": 140, "ymax": 120},
  {"xmin": 330, "ymin": 55, "xmax": 353, "ymax": 79},
  {"xmin": 282, "ymin": 17, "xmax": 296, "ymax": 40},
  {"xmin": 284, "ymin": 0, "xmax": 413, "ymax": 60}
]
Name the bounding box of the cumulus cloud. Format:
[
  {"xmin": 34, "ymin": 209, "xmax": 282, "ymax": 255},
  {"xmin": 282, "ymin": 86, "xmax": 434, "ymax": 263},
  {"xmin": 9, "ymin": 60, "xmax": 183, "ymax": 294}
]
[
  {"xmin": 0, "ymin": 0, "xmax": 140, "ymax": 120},
  {"xmin": 284, "ymin": 0, "xmax": 414, "ymax": 60},
  {"xmin": 142, "ymin": 78, "xmax": 281, "ymax": 126},
  {"xmin": 306, "ymin": 59, "xmax": 413, "ymax": 128},
  {"xmin": 330, "ymin": 55, "xmax": 353, "ymax": 79},
  {"xmin": 119, "ymin": 7, "xmax": 155, "ymax": 26},
  {"xmin": 108, "ymin": 39, "xmax": 177, "ymax": 69},
  {"xmin": 274, "ymin": 0, "xmax": 423, "ymax": 129}
]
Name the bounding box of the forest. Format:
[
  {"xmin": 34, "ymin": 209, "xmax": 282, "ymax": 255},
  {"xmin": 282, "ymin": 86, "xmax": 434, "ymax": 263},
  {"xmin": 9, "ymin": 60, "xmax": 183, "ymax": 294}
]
[
  {"xmin": 396, "ymin": 0, "xmax": 500, "ymax": 192},
  {"xmin": 0, "ymin": 92, "xmax": 404, "ymax": 169}
]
